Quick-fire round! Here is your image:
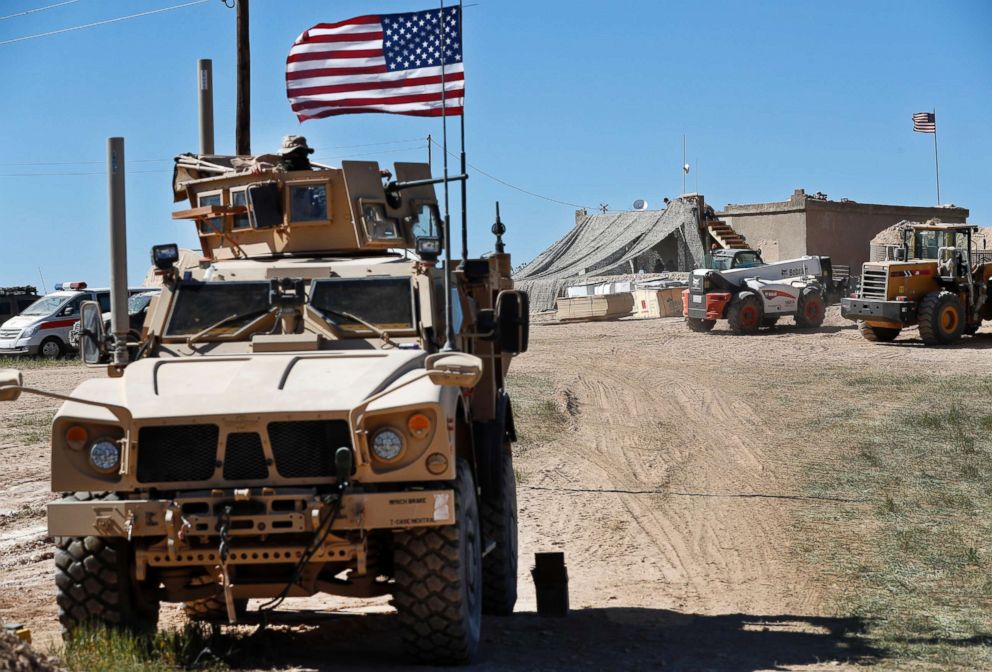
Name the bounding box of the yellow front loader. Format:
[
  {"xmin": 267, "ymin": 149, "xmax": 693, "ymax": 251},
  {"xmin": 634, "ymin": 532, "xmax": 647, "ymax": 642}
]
[{"xmin": 841, "ymin": 223, "xmax": 992, "ymax": 345}]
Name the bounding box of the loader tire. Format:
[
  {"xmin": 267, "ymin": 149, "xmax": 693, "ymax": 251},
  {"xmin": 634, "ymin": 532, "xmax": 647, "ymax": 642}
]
[
  {"xmin": 796, "ymin": 289, "xmax": 826, "ymax": 328},
  {"xmin": 481, "ymin": 445, "xmax": 518, "ymax": 616},
  {"xmin": 858, "ymin": 321, "xmax": 900, "ymax": 343},
  {"xmin": 54, "ymin": 492, "xmax": 159, "ymax": 637},
  {"xmin": 393, "ymin": 459, "xmax": 482, "ymax": 665},
  {"xmin": 685, "ymin": 317, "xmax": 716, "ymax": 333},
  {"xmin": 918, "ymin": 291, "xmax": 964, "ymax": 345},
  {"xmin": 727, "ymin": 293, "xmax": 762, "ymax": 335},
  {"xmin": 184, "ymin": 596, "xmax": 248, "ymax": 622}
]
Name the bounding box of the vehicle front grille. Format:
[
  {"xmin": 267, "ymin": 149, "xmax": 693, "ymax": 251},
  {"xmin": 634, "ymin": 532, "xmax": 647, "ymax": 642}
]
[
  {"xmin": 0, "ymin": 328, "xmax": 20, "ymax": 339},
  {"xmin": 223, "ymin": 432, "xmax": 269, "ymax": 481},
  {"xmin": 268, "ymin": 420, "xmax": 352, "ymax": 478},
  {"xmin": 860, "ymin": 266, "xmax": 888, "ymax": 299},
  {"xmin": 137, "ymin": 425, "xmax": 219, "ymax": 483}
]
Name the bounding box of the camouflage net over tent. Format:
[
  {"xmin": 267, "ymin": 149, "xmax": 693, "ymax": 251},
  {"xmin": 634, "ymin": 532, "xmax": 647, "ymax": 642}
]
[{"xmin": 513, "ymin": 196, "xmax": 707, "ymax": 312}]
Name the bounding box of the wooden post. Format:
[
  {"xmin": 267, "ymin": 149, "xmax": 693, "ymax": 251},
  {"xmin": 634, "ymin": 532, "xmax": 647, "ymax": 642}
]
[{"xmin": 236, "ymin": 0, "xmax": 250, "ymax": 156}]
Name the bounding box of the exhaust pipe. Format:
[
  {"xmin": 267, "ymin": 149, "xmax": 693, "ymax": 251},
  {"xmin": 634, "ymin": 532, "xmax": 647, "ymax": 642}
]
[{"xmin": 107, "ymin": 137, "xmax": 129, "ymax": 369}]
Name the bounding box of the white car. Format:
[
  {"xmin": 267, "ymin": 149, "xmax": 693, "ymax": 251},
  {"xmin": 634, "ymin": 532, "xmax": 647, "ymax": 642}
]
[{"xmin": 0, "ymin": 283, "xmax": 148, "ymax": 358}]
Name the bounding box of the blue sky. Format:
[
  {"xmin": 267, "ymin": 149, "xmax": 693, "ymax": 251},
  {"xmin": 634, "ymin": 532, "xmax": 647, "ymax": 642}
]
[{"xmin": 0, "ymin": 0, "xmax": 989, "ymax": 287}]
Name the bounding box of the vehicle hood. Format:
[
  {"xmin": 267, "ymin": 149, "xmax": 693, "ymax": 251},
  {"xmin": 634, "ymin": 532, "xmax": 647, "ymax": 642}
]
[
  {"xmin": 0, "ymin": 314, "xmax": 43, "ymax": 330},
  {"xmin": 63, "ymin": 350, "xmax": 429, "ymax": 422}
]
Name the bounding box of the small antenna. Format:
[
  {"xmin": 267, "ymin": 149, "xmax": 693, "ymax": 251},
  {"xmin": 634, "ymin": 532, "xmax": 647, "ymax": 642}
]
[
  {"xmin": 491, "ymin": 201, "xmax": 506, "ymax": 253},
  {"xmin": 37, "ymin": 267, "xmax": 48, "ymax": 294}
]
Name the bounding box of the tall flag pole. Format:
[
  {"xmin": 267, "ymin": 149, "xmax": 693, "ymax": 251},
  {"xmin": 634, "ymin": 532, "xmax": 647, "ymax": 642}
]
[
  {"xmin": 913, "ymin": 110, "xmax": 940, "ymax": 204},
  {"xmin": 439, "ymin": 0, "xmax": 455, "ymax": 351},
  {"xmin": 458, "ymin": 0, "xmax": 469, "ymax": 266}
]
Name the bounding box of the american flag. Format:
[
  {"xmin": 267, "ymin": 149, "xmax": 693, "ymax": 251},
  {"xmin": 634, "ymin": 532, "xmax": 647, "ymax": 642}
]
[
  {"xmin": 912, "ymin": 111, "xmax": 936, "ymax": 133},
  {"xmin": 286, "ymin": 7, "xmax": 464, "ymax": 120}
]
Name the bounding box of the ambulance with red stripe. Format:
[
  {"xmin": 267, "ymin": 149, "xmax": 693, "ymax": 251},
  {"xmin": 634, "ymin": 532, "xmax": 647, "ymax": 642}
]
[{"xmin": 0, "ymin": 282, "xmax": 145, "ymax": 358}]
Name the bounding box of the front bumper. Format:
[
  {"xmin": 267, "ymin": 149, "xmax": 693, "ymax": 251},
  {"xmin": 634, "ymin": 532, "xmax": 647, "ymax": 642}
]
[
  {"xmin": 0, "ymin": 339, "xmax": 33, "ymax": 355},
  {"xmin": 840, "ymin": 297, "xmax": 917, "ymax": 325},
  {"xmin": 48, "ymin": 489, "xmax": 455, "ymax": 539}
]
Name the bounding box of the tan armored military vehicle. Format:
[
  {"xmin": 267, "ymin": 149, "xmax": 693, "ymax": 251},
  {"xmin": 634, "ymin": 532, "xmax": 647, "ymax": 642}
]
[{"xmin": 0, "ymin": 155, "xmax": 529, "ymax": 665}]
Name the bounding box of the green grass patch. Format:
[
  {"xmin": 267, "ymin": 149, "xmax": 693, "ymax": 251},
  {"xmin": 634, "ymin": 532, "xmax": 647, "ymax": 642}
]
[
  {"xmin": 1, "ymin": 409, "xmax": 54, "ymax": 445},
  {"xmin": 505, "ymin": 371, "xmax": 571, "ymax": 445},
  {"xmin": 56, "ymin": 625, "xmax": 229, "ymax": 672},
  {"xmin": 0, "ymin": 355, "xmax": 79, "ymax": 369},
  {"xmin": 795, "ymin": 370, "xmax": 992, "ymax": 669}
]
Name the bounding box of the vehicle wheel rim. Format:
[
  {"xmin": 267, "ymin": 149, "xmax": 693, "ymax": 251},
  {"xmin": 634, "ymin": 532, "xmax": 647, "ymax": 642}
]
[
  {"xmin": 741, "ymin": 306, "xmax": 758, "ymax": 327},
  {"xmin": 42, "ymin": 341, "xmax": 60, "ymax": 357},
  {"xmin": 806, "ymin": 300, "xmax": 823, "ymax": 320},
  {"xmin": 940, "ymin": 306, "xmax": 959, "ymax": 333}
]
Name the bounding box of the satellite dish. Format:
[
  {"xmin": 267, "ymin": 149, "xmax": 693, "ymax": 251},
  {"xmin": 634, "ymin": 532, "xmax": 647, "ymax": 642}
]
[{"xmin": 632, "ymin": 199, "xmax": 648, "ymax": 211}]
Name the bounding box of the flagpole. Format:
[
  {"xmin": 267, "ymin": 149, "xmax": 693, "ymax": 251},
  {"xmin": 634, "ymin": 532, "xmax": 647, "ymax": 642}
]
[
  {"xmin": 438, "ymin": 0, "xmax": 455, "ymax": 352},
  {"xmin": 458, "ymin": 0, "xmax": 468, "ymax": 267},
  {"xmin": 932, "ymin": 107, "xmax": 941, "ymax": 205}
]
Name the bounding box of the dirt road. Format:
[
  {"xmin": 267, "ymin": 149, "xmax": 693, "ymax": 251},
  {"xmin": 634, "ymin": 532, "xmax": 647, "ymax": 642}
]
[{"xmin": 1, "ymin": 311, "xmax": 986, "ymax": 670}]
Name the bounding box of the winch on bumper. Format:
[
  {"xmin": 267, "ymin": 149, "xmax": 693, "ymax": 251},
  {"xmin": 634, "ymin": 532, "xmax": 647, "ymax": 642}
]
[
  {"xmin": 840, "ymin": 297, "xmax": 916, "ymax": 325},
  {"xmin": 48, "ymin": 488, "xmax": 454, "ymax": 582}
]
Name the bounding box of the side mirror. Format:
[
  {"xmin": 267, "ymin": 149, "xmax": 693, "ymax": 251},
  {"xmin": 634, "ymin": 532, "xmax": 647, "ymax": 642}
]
[
  {"xmin": 0, "ymin": 369, "xmax": 23, "ymax": 401},
  {"xmin": 495, "ymin": 290, "xmax": 529, "ymax": 354},
  {"xmin": 425, "ymin": 353, "xmax": 484, "ymax": 387},
  {"xmin": 79, "ymin": 301, "xmax": 106, "ymax": 365}
]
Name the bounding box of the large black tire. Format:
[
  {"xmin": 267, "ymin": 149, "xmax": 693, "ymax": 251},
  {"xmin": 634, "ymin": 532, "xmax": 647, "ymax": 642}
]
[
  {"xmin": 858, "ymin": 321, "xmax": 900, "ymax": 343},
  {"xmin": 184, "ymin": 595, "xmax": 248, "ymax": 622},
  {"xmin": 481, "ymin": 445, "xmax": 518, "ymax": 616},
  {"xmin": 727, "ymin": 293, "xmax": 763, "ymax": 335},
  {"xmin": 918, "ymin": 290, "xmax": 964, "ymax": 345},
  {"xmin": 39, "ymin": 336, "xmax": 65, "ymax": 359},
  {"xmin": 795, "ymin": 288, "xmax": 826, "ymax": 328},
  {"xmin": 393, "ymin": 459, "xmax": 482, "ymax": 665},
  {"xmin": 54, "ymin": 492, "xmax": 159, "ymax": 636},
  {"xmin": 685, "ymin": 317, "xmax": 716, "ymax": 333}
]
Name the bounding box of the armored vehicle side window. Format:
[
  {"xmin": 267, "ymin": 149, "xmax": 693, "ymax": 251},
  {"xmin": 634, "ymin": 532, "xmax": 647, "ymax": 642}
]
[
  {"xmin": 231, "ymin": 189, "xmax": 250, "ymax": 230},
  {"xmin": 289, "ymin": 183, "xmax": 327, "ymax": 222},
  {"xmin": 412, "ymin": 202, "xmax": 441, "ymax": 239},
  {"xmin": 199, "ymin": 193, "xmax": 223, "ymax": 234},
  {"xmin": 166, "ymin": 282, "xmax": 271, "ymax": 336},
  {"xmin": 310, "ymin": 277, "xmax": 414, "ymax": 333},
  {"xmin": 361, "ymin": 203, "xmax": 400, "ymax": 242},
  {"xmin": 433, "ymin": 274, "xmax": 464, "ymax": 337}
]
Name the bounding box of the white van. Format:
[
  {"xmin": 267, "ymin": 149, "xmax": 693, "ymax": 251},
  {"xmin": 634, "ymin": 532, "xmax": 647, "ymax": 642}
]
[{"xmin": 0, "ymin": 282, "xmax": 147, "ymax": 358}]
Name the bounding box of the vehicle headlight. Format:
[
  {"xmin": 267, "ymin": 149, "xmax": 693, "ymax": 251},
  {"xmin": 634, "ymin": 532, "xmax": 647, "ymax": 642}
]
[
  {"xmin": 371, "ymin": 427, "xmax": 404, "ymax": 462},
  {"xmin": 89, "ymin": 439, "xmax": 121, "ymax": 473},
  {"xmin": 20, "ymin": 325, "xmax": 39, "ymax": 338}
]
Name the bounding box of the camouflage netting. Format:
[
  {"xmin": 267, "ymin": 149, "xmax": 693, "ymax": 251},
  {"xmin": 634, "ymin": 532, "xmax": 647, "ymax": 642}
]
[{"xmin": 513, "ymin": 196, "xmax": 706, "ymax": 312}]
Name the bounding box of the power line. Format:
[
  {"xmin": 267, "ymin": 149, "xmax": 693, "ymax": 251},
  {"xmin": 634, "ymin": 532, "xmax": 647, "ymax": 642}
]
[
  {"xmin": 0, "ymin": 0, "xmax": 209, "ymax": 46},
  {"xmin": 0, "ymin": 0, "xmax": 83, "ymax": 22},
  {"xmin": 429, "ymin": 138, "xmax": 592, "ymax": 210}
]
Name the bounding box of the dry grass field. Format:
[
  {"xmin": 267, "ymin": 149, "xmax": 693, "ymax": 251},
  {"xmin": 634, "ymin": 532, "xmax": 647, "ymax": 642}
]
[{"xmin": 2, "ymin": 308, "xmax": 991, "ymax": 670}]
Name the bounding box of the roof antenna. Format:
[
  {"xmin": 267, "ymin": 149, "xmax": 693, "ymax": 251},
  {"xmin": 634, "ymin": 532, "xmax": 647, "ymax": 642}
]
[{"xmin": 491, "ymin": 201, "xmax": 505, "ymax": 253}]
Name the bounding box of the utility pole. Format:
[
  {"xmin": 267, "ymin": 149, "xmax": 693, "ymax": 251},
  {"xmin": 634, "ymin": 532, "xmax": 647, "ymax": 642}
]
[
  {"xmin": 197, "ymin": 59, "xmax": 215, "ymax": 155},
  {"xmin": 235, "ymin": 0, "xmax": 250, "ymax": 156}
]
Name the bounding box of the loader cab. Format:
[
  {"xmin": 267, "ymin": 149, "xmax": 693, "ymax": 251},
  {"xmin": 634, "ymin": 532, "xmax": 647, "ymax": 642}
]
[
  {"xmin": 706, "ymin": 249, "xmax": 765, "ymax": 271},
  {"xmin": 903, "ymin": 224, "xmax": 975, "ymax": 281}
]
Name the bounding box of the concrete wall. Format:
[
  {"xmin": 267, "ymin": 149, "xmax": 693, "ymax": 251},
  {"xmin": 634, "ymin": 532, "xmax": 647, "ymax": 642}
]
[
  {"xmin": 720, "ymin": 209, "xmax": 808, "ymax": 262},
  {"xmin": 805, "ymin": 201, "xmax": 969, "ymax": 269},
  {"xmin": 719, "ymin": 189, "xmax": 969, "ymax": 270}
]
